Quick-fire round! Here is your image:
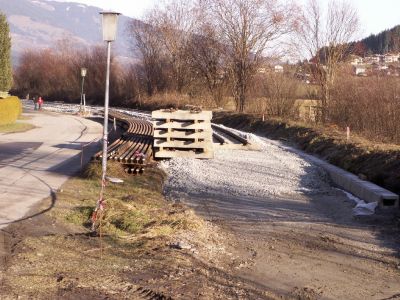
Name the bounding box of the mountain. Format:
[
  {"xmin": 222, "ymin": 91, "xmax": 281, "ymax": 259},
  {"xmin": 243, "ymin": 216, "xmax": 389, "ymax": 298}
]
[
  {"xmin": 0, "ymin": 0, "xmax": 140, "ymax": 64},
  {"xmin": 356, "ymin": 25, "xmax": 400, "ymax": 55}
]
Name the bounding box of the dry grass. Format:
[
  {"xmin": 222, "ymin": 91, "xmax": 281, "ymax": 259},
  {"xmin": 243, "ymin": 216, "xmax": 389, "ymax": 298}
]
[
  {"xmin": 54, "ymin": 161, "xmax": 202, "ymax": 239},
  {"xmin": 0, "ymin": 122, "xmax": 35, "ymax": 133},
  {"xmin": 2, "ymin": 162, "xmax": 207, "ymax": 298}
]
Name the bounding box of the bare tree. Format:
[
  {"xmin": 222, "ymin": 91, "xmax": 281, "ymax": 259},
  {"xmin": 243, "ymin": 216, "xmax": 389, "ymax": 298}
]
[
  {"xmin": 263, "ymin": 72, "xmax": 298, "ymax": 118},
  {"xmin": 129, "ymin": 1, "xmax": 198, "ymax": 95},
  {"xmin": 188, "ymin": 22, "xmax": 227, "ymax": 107},
  {"xmin": 13, "ymin": 45, "xmax": 125, "ymax": 105},
  {"xmin": 296, "ymin": 0, "xmax": 359, "ymax": 122},
  {"xmin": 151, "ymin": 0, "xmax": 197, "ymax": 93},
  {"xmin": 129, "ymin": 19, "xmax": 166, "ymax": 96},
  {"xmin": 204, "ymin": 0, "xmax": 296, "ymax": 112}
]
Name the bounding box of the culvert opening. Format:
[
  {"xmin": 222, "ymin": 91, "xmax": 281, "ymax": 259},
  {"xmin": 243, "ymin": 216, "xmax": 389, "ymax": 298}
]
[{"xmin": 382, "ymin": 198, "xmax": 397, "ymax": 206}]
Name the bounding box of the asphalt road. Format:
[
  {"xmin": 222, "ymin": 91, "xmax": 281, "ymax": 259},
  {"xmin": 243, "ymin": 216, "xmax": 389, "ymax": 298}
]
[{"xmin": 0, "ymin": 111, "xmax": 102, "ymax": 229}]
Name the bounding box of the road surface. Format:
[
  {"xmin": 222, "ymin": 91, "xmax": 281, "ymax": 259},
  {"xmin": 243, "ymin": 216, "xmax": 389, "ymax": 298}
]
[{"xmin": 0, "ymin": 111, "xmax": 102, "ymax": 229}]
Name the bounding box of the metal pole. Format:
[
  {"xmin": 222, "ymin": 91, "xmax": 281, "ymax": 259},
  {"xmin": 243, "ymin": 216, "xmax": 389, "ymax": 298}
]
[
  {"xmin": 101, "ymin": 41, "xmax": 112, "ymax": 183},
  {"xmin": 83, "ymin": 93, "xmax": 86, "ymax": 113},
  {"xmin": 81, "ymin": 76, "xmax": 86, "ymax": 112},
  {"xmin": 80, "ymin": 76, "xmax": 84, "ymax": 111}
]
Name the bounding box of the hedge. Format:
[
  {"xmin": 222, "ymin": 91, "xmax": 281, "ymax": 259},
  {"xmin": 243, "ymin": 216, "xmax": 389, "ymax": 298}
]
[{"xmin": 0, "ymin": 96, "xmax": 22, "ymax": 125}]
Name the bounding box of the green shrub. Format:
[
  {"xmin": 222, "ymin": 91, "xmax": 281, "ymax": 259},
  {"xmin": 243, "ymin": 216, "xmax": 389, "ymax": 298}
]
[{"xmin": 0, "ymin": 96, "xmax": 21, "ymax": 125}]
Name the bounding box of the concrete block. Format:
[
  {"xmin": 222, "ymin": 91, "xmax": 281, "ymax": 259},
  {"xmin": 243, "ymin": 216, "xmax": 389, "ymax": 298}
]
[
  {"xmin": 152, "ymin": 110, "xmax": 212, "ymax": 120},
  {"xmin": 152, "ymin": 110, "xmax": 213, "ymax": 159},
  {"xmin": 153, "ymin": 121, "xmax": 211, "ymax": 130},
  {"xmin": 154, "ymin": 129, "xmax": 211, "ymax": 140},
  {"xmin": 154, "ymin": 149, "xmax": 213, "ymax": 159},
  {"xmin": 301, "ymin": 152, "xmax": 399, "ymax": 209},
  {"xmin": 154, "ymin": 140, "xmax": 213, "ymax": 149}
]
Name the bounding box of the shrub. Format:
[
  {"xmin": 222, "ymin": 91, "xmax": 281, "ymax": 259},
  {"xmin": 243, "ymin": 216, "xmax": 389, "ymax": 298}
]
[{"xmin": 0, "ymin": 96, "xmax": 21, "ymax": 125}]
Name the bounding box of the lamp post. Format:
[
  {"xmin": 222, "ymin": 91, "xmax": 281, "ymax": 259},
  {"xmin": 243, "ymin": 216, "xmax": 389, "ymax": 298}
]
[
  {"xmin": 80, "ymin": 67, "xmax": 87, "ymax": 112},
  {"xmin": 100, "ymin": 11, "xmax": 120, "ymax": 185}
]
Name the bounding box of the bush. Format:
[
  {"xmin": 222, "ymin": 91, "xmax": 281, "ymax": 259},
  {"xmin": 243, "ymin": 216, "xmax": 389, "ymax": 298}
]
[
  {"xmin": 0, "ymin": 96, "xmax": 21, "ymax": 125},
  {"xmin": 330, "ymin": 75, "xmax": 400, "ymax": 143}
]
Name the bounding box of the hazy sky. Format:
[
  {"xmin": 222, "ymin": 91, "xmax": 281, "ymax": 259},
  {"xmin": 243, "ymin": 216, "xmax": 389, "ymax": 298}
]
[{"xmin": 66, "ymin": 0, "xmax": 399, "ymax": 36}]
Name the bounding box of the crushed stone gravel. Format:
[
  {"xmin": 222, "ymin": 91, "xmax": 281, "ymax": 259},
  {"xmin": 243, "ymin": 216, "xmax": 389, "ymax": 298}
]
[{"xmin": 160, "ymin": 136, "xmax": 332, "ymax": 200}]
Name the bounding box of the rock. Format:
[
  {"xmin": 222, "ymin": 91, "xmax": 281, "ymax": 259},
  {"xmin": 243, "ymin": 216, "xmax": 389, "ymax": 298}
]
[
  {"xmin": 170, "ymin": 241, "xmax": 192, "ymax": 250},
  {"xmin": 106, "ymin": 176, "xmax": 124, "ymax": 184},
  {"xmin": 358, "ymin": 173, "xmax": 368, "ymax": 180}
]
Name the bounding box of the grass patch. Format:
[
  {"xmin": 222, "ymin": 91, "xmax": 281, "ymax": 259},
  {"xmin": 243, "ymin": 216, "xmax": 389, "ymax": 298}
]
[
  {"xmin": 52, "ymin": 161, "xmax": 190, "ymax": 240},
  {"xmin": 0, "ymin": 122, "xmax": 36, "ymax": 133},
  {"xmin": 18, "ymin": 115, "xmax": 33, "ymax": 120},
  {"xmin": 1, "ymin": 161, "xmax": 207, "ymax": 298}
]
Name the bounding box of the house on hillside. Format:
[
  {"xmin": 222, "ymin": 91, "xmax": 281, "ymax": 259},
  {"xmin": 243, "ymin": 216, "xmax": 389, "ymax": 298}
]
[
  {"xmin": 294, "ymin": 99, "xmax": 322, "ymax": 122},
  {"xmin": 294, "ymin": 72, "xmax": 311, "ymax": 84},
  {"xmin": 350, "ymin": 55, "xmax": 363, "ymax": 65},
  {"xmin": 257, "ymin": 67, "xmax": 266, "ymax": 73},
  {"xmin": 388, "ymin": 64, "xmax": 400, "ymax": 76},
  {"xmin": 364, "ymin": 55, "xmax": 382, "ymax": 64},
  {"xmin": 353, "ymin": 66, "xmax": 366, "ymax": 76},
  {"xmin": 274, "ymin": 65, "xmax": 283, "ymax": 73},
  {"xmin": 384, "ymin": 53, "xmax": 400, "ymax": 63},
  {"xmin": 378, "ymin": 65, "xmax": 388, "ymax": 70}
]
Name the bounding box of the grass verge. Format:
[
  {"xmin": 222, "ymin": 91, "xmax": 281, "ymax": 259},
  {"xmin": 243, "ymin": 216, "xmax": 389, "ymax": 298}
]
[
  {"xmin": 0, "ymin": 122, "xmax": 35, "ymax": 133},
  {"xmin": 0, "ymin": 161, "xmax": 221, "ymax": 299}
]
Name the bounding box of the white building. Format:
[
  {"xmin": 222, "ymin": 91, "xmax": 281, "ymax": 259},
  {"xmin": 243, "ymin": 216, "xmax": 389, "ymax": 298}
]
[
  {"xmin": 274, "ymin": 65, "xmax": 283, "ymax": 73},
  {"xmin": 384, "ymin": 54, "xmax": 399, "ymax": 63},
  {"xmin": 350, "ymin": 56, "xmax": 363, "ymax": 65},
  {"xmin": 354, "ymin": 66, "xmax": 366, "ymax": 76},
  {"xmin": 257, "ymin": 67, "xmax": 266, "ymax": 73},
  {"xmin": 364, "ymin": 55, "xmax": 381, "ymax": 64}
]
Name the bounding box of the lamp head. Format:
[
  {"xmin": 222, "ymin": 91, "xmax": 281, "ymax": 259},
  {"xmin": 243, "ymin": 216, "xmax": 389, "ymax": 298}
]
[
  {"xmin": 81, "ymin": 67, "xmax": 87, "ymax": 77},
  {"xmin": 100, "ymin": 11, "xmax": 121, "ymax": 42}
]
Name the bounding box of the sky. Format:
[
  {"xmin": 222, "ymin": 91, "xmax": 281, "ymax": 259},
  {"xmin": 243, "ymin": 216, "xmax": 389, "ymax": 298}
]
[{"xmin": 62, "ymin": 0, "xmax": 399, "ymax": 37}]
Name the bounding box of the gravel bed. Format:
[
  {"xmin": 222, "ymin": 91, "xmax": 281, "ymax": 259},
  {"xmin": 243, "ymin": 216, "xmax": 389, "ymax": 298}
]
[{"xmin": 161, "ymin": 136, "xmax": 332, "ymax": 200}]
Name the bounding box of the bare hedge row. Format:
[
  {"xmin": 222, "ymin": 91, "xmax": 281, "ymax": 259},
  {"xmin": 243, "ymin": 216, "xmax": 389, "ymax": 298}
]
[
  {"xmin": 12, "ymin": 45, "xmax": 137, "ymax": 107},
  {"xmin": 330, "ymin": 76, "xmax": 400, "ymax": 143},
  {"xmin": 11, "ymin": 45, "xmax": 400, "ymax": 143}
]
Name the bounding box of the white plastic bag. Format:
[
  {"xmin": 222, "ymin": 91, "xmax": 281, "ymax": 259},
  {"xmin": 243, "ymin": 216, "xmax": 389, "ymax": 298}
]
[{"xmin": 352, "ymin": 201, "xmax": 378, "ymax": 216}]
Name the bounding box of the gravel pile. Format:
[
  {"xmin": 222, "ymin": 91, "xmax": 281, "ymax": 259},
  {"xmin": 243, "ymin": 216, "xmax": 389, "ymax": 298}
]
[{"xmin": 161, "ymin": 136, "xmax": 332, "ymax": 199}]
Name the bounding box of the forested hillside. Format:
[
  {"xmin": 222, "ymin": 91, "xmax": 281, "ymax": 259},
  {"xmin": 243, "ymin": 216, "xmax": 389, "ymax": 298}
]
[{"xmin": 360, "ymin": 25, "xmax": 400, "ymax": 54}]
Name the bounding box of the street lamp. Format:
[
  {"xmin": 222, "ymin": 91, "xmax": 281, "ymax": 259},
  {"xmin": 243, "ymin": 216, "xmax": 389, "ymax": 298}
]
[
  {"xmin": 80, "ymin": 67, "xmax": 87, "ymax": 112},
  {"xmin": 100, "ymin": 11, "xmax": 120, "ymax": 185}
]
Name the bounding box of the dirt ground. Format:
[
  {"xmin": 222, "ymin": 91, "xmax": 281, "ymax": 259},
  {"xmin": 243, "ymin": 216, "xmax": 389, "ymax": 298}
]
[
  {"xmin": 1, "ymin": 177, "xmax": 400, "ymax": 300},
  {"xmin": 0, "ymin": 163, "xmax": 278, "ymax": 300},
  {"xmin": 0, "ymin": 203, "xmax": 267, "ymax": 299},
  {"xmin": 177, "ymin": 191, "xmax": 400, "ymax": 300},
  {"xmin": 160, "ymin": 142, "xmax": 400, "ymax": 299}
]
